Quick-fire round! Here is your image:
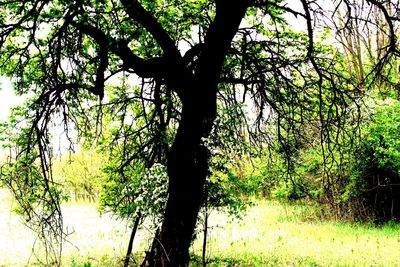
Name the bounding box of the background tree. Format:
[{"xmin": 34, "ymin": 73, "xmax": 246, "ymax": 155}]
[
  {"xmin": 0, "ymin": 0, "xmax": 399, "ymax": 266},
  {"xmin": 54, "ymin": 149, "xmax": 105, "ymax": 202}
]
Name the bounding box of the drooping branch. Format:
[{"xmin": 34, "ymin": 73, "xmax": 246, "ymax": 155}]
[{"xmin": 92, "ymin": 42, "xmax": 108, "ymax": 99}]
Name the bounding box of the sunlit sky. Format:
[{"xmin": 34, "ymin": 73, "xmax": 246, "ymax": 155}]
[{"xmin": 0, "ymin": 77, "xmax": 22, "ymax": 122}]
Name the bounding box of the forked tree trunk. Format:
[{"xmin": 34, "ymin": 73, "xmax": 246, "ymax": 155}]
[{"xmin": 146, "ymin": 2, "xmax": 249, "ymax": 265}]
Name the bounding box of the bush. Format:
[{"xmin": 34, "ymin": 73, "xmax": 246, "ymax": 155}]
[
  {"xmin": 241, "ymin": 98, "xmax": 400, "ymax": 223},
  {"xmin": 349, "ymin": 99, "xmax": 400, "ymax": 222}
]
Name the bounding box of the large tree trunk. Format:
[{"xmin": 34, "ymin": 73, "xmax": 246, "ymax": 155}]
[
  {"xmin": 146, "ymin": 2, "xmax": 249, "ymax": 266},
  {"xmin": 147, "ymin": 90, "xmax": 216, "ymax": 266}
]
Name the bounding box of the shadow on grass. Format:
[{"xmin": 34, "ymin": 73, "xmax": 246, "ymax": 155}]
[
  {"xmin": 190, "ymin": 254, "xmax": 324, "ymax": 267},
  {"xmin": 190, "ymin": 255, "xmax": 243, "ymax": 267}
]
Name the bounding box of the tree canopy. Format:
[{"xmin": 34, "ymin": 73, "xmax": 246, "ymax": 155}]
[{"xmin": 0, "ymin": 0, "xmax": 399, "ymax": 266}]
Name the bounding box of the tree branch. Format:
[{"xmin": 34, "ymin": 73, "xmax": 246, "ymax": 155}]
[
  {"xmin": 196, "ymin": 0, "xmax": 250, "ymax": 84},
  {"xmin": 120, "ymin": 0, "xmax": 180, "ymax": 58},
  {"xmin": 71, "ymin": 21, "xmax": 171, "ymax": 79},
  {"xmin": 365, "ymin": 0, "xmax": 398, "ymax": 55}
]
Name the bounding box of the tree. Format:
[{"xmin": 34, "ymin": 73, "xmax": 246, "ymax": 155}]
[
  {"xmin": 0, "ymin": 0, "xmax": 399, "ymax": 266},
  {"xmin": 334, "ymin": 0, "xmax": 400, "ymax": 92}
]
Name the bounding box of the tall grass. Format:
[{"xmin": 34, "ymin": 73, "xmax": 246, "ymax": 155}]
[{"xmin": 191, "ymin": 200, "xmax": 400, "ymax": 266}]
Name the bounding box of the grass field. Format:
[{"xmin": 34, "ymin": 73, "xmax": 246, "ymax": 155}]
[
  {"xmin": 1, "ymin": 189, "xmax": 400, "ymax": 266},
  {"xmin": 191, "ymin": 202, "xmax": 400, "ymax": 266}
]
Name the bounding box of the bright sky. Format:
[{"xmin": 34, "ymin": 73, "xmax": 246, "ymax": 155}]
[
  {"xmin": 0, "ymin": 77, "xmax": 21, "ymax": 122},
  {"xmin": 0, "ymin": 77, "xmax": 72, "ymax": 157}
]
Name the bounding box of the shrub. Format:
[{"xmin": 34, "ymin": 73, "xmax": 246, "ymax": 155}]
[{"xmin": 348, "ymin": 99, "xmax": 400, "ymax": 222}]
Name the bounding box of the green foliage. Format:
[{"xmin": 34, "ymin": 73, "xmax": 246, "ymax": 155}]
[
  {"xmin": 344, "ymin": 98, "xmax": 400, "ymax": 221},
  {"xmin": 246, "ymin": 97, "xmax": 400, "ymax": 222},
  {"xmin": 242, "ymin": 151, "xmax": 310, "ymax": 201},
  {"xmin": 323, "ymin": 98, "xmax": 400, "ymax": 203},
  {"xmin": 200, "ymin": 103, "xmax": 252, "ymax": 219},
  {"xmin": 99, "ymin": 100, "xmax": 250, "ymax": 225},
  {"xmin": 53, "ymin": 149, "xmax": 106, "ymax": 202},
  {"xmin": 100, "ymin": 163, "xmax": 168, "ymax": 226},
  {"xmin": 0, "ymin": 101, "xmax": 67, "ymax": 264},
  {"xmin": 358, "ymin": 99, "xmax": 400, "ymax": 174},
  {"xmin": 206, "ymin": 168, "xmax": 248, "ymax": 218}
]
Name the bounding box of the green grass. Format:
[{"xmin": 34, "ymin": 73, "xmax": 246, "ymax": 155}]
[
  {"xmin": 1, "ymin": 189, "xmax": 399, "ymax": 266},
  {"xmin": 191, "ymin": 201, "xmax": 400, "ymax": 266}
]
